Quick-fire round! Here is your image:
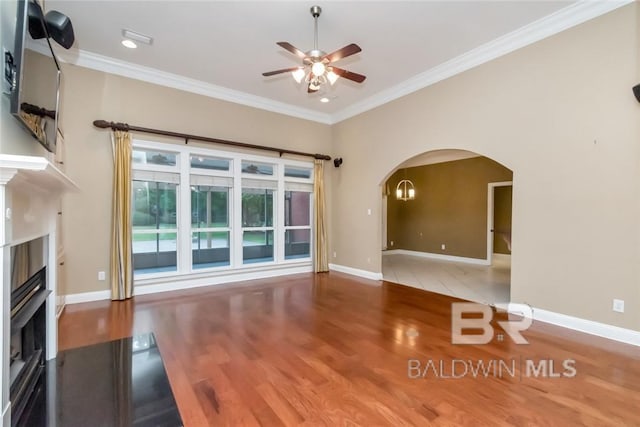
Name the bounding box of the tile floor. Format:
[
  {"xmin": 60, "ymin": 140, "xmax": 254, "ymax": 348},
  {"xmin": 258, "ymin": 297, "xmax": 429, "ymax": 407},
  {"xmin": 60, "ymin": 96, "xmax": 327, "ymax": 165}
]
[{"xmin": 382, "ymin": 252, "xmax": 511, "ymax": 305}]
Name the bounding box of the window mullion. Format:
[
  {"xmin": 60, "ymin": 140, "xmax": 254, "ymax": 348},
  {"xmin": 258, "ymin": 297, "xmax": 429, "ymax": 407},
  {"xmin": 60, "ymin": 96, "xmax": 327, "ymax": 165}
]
[
  {"xmin": 178, "ymin": 151, "xmax": 191, "ymax": 274},
  {"xmin": 276, "ymin": 166, "xmax": 285, "ymax": 263},
  {"xmin": 232, "ymin": 159, "xmax": 243, "ymax": 267}
]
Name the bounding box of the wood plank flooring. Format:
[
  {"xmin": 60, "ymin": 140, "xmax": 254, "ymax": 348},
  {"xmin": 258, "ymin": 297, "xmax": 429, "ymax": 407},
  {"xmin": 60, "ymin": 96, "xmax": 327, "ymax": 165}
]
[{"xmin": 58, "ymin": 272, "xmax": 640, "ymax": 426}]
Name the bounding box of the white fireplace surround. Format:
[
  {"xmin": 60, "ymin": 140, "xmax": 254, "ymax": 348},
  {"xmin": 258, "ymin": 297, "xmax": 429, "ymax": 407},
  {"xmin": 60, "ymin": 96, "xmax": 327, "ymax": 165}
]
[{"xmin": 0, "ymin": 154, "xmax": 77, "ymax": 426}]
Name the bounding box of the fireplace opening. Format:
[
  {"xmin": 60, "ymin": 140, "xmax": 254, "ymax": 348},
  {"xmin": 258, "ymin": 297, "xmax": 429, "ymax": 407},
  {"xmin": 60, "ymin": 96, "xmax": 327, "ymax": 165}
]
[{"xmin": 9, "ymin": 237, "xmax": 49, "ymax": 426}]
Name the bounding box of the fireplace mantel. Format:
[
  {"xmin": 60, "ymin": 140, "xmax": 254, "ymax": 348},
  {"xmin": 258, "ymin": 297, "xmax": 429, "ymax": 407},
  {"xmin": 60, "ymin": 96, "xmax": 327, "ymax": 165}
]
[{"xmin": 0, "ymin": 154, "xmax": 78, "ymax": 195}]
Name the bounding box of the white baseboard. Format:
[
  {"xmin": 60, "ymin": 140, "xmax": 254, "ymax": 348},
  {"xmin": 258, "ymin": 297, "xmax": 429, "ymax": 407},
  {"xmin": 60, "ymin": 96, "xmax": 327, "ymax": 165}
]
[
  {"xmin": 492, "ymin": 253, "xmax": 511, "ymax": 263},
  {"xmin": 530, "ymin": 307, "xmax": 640, "ymax": 347},
  {"xmin": 65, "ymin": 289, "xmax": 111, "ymax": 304},
  {"xmin": 56, "ymin": 303, "xmax": 65, "ymax": 319},
  {"xmin": 65, "ymin": 265, "xmax": 314, "ymax": 303},
  {"xmin": 134, "ymin": 265, "xmax": 313, "ymax": 296},
  {"xmin": 329, "ymin": 263, "xmax": 383, "ymax": 281},
  {"xmin": 384, "ymin": 249, "xmax": 490, "ymax": 266},
  {"xmin": 2, "ymin": 402, "xmax": 10, "ymax": 427}
]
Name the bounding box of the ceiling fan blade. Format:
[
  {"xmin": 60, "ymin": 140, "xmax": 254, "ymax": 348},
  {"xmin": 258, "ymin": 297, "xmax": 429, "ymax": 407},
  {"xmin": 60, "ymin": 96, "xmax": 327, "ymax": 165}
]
[
  {"xmin": 322, "ymin": 43, "xmax": 361, "ymax": 63},
  {"xmin": 262, "ymin": 67, "xmax": 301, "ymax": 77},
  {"xmin": 308, "ymin": 83, "xmax": 318, "ymax": 93},
  {"xmin": 277, "ymin": 41, "xmax": 307, "ymax": 59},
  {"xmin": 330, "ymin": 67, "xmax": 366, "ymax": 83}
]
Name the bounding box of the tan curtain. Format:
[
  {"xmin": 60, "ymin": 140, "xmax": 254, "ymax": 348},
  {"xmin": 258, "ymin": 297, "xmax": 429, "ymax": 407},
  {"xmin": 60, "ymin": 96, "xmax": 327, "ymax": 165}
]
[
  {"xmin": 313, "ymin": 159, "xmax": 329, "ymax": 272},
  {"xmin": 110, "ymin": 131, "xmax": 133, "ymax": 300}
]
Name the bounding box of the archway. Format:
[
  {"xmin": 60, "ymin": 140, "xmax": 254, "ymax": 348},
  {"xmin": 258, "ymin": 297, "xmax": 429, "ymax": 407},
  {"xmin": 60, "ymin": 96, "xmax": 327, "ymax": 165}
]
[{"xmin": 380, "ymin": 149, "xmax": 514, "ymax": 305}]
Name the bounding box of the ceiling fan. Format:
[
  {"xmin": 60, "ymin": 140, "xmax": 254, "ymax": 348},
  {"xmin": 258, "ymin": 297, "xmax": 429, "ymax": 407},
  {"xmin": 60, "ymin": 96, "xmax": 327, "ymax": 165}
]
[{"xmin": 262, "ymin": 5, "xmax": 366, "ymax": 93}]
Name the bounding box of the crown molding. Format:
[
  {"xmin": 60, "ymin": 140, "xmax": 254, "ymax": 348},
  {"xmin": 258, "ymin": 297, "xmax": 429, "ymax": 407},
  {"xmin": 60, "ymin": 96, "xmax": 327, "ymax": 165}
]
[
  {"xmin": 43, "ymin": 0, "xmax": 632, "ymax": 126},
  {"xmin": 330, "ymin": 0, "xmax": 634, "ymax": 123},
  {"xmin": 50, "ymin": 46, "xmax": 333, "ymax": 125}
]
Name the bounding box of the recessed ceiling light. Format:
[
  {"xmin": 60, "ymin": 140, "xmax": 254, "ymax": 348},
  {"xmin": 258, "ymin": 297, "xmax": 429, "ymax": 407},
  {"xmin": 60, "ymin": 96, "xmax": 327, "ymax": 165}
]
[
  {"xmin": 122, "ymin": 39, "xmax": 137, "ymax": 49},
  {"xmin": 320, "ymin": 97, "xmax": 330, "ymax": 103}
]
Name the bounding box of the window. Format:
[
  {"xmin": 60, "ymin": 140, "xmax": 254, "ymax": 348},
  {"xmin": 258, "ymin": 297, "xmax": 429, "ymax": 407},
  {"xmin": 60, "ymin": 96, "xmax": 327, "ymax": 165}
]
[
  {"xmin": 242, "ymin": 185, "xmax": 275, "ymax": 264},
  {"xmin": 190, "ymin": 155, "xmax": 230, "ymax": 171},
  {"xmin": 191, "ymin": 185, "xmax": 231, "ymax": 269},
  {"xmin": 284, "ymin": 166, "xmax": 312, "ymax": 179},
  {"xmin": 242, "ymin": 161, "xmax": 274, "ymax": 176},
  {"xmin": 132, "ymin": 149, "xmax": 177, "ymax": 166},
  {"xmin": 131, "ymin": 141, "xmax": 314, "ymax": 283},
  {"xmin": 132, "ymin": 180, "xmax": 178, "ymax": 275},
  {"xmin": 284, "ymin": 191, "xmax": 311, "ymax": 259}
]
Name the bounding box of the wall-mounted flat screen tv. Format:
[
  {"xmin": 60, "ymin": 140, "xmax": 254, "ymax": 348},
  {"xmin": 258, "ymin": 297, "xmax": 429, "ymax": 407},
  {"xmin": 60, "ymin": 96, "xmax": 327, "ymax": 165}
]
[{"xmin": 3, "ymin": 0, "xmax": 60, "ymax": 153}]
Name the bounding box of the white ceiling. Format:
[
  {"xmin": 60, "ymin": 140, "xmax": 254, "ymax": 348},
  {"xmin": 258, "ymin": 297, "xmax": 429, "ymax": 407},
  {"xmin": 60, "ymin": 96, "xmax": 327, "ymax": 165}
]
[{"xmin": 45, "ymin": 0, "xmax": 618, "ymax": 122}]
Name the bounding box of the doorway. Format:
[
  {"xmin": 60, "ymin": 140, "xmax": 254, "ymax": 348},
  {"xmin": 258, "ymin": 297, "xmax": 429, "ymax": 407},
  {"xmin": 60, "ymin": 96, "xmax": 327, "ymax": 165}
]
[
  {"xmin": 381, "ymin": 150, "xmax": 513, "ymax": 305},
  {"xmin": 487, "ymin": 181, "xmax": 513, "ymax": 266}
]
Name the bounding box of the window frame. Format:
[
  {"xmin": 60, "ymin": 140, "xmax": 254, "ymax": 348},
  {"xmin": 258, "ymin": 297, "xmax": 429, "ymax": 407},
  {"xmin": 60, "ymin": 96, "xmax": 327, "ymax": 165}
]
[
  {"xmin": 131, "ymin": 139, "xmax": 315, "ymax": 283},
  {"xmin": 241, "ymin": 187, "xmax": 276, "ymax": 265},
  {"xmin": 190, "ymin": 185, "xmax": 233, "ymax": 272},
  {"xmin": 282, "ymin": 188, "xmax": 313, "ymax": 262},
  {"xmin": 131, "ymin": 144, "xmax": 182, "ymax": 279}
]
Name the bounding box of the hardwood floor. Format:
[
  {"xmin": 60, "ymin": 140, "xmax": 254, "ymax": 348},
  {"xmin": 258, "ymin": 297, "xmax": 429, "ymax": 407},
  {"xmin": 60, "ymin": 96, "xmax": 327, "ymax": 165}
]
[{"xmin": 58, "ymin": 272, "xmax": 640, "ymax": 426}]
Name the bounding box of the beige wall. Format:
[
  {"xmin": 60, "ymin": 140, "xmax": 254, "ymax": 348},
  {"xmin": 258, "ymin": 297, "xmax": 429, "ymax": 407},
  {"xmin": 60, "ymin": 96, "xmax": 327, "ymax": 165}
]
[
  {"xmin": 332, "ymin": 4, "xmax": 640, "ymax": 330},
  {"xmin": 386, "ymin": 157, "xmax": 512, "ymax": 259},
  {"xmin": 58, "ymin": 65, "xmax": 332, "ymax": 295}
]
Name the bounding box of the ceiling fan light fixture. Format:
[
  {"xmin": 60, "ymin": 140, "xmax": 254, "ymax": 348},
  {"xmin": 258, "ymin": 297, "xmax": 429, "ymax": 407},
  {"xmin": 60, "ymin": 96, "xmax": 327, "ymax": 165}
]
[
  {"xmin": 311, "ymin": 61, "xmax": 326, "ymax": 77},
  {"xmin": 262, "ymin": 5, "xmax": 365, "ymax": 94},
  {"xmin": 292, "ymin": 68, "xmax": 306, "ymax": 83},
  {"xmin": 327, "ymin": 70, "xmax": 339, "ymax": 85}
]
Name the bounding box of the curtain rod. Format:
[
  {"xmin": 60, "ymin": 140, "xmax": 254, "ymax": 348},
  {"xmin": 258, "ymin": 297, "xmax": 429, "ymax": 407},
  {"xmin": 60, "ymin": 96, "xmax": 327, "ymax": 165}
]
[{"xmin": 92, "ymin": 120, "xmax": 332, "ymax": 161}]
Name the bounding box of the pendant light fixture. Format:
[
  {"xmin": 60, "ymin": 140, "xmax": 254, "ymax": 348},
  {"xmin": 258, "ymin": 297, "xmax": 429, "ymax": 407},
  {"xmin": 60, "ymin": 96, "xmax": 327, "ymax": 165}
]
[
  {"xmin": 396, "ymin": 173, "xmax": 415, "ymax": 201},
  {"xmin": 396, "ymin": 180, "xmax": 415, "ymax": 201}
]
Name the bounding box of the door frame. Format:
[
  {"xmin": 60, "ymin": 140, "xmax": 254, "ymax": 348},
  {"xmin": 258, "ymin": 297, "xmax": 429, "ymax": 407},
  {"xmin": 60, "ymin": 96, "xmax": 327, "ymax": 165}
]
[
  {"xmin": 381, "ymin": 193, "xmax": 388, "ymax": 250},
  {"xmin": 487, "ymin": 181, "xmax": 513, "ymax": 265}
]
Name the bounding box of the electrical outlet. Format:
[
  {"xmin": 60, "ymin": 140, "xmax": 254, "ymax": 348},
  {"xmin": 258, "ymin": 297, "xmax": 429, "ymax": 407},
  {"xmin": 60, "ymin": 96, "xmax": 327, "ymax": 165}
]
[
  {"xmin": 367, "ymin": 257, "xmax": 371, "ymax": 264},
  {"xmin": 333, "ymin": 252, "xmax": 337, "ymax": 258},
  {"xmin": 367, "ymin": 208, "xmax": 371, "ymax": 216},
  {"xmin": 390, "ymin": 241, "xmax": 394, "ymax": 246},
  {"xmin": 613, "ymin": 299, "xmax": 625, "ymax": 313},
  {"xmin": 98, "ymin": 271, "xmax": 106, "ymax": 281},
  {"xmin": 441, "ymin": 244, "xmax": 446, "ymax": 250}
]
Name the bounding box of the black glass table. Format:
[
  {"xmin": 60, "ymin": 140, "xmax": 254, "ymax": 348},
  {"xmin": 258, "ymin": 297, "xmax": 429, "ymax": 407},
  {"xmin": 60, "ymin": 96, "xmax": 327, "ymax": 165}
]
[{"xmin": 50, "ymin": 333, "xmax": 183, "ymax": 427}]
